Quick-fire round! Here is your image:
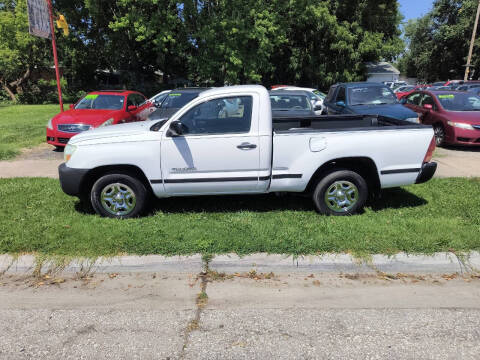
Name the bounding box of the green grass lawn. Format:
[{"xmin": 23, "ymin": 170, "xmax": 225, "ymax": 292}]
[
  {"xmin": 0, "ymin": 104, "xmax": 61, "ymax": 160},
  {"xmin": 0, "ymin": 177, "xmax": 479, "ymax": 257}
]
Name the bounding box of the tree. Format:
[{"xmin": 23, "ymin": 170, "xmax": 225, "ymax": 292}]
[
  {"xmin": 400, "ymin": 0, "xmax": 480, "ymax": 81},
  {"xmin": 0, "ymin": 0, "xmax": 50, "ymax": 101}
]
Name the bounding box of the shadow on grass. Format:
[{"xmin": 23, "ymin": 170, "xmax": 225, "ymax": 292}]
[
  {"xmin": 370, "ymin": 187, "xmax": 427, "ymax": 211},
  {"xmin": 75, "ymin": 187, "xmax": 427, "ymax": 216}
]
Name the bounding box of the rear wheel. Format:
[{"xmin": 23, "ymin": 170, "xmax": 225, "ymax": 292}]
[
  {"xmin": 433, "ymin": 123, "xmax": 445, "ymax": 146},
  {"xmin": 90, "ymin": 173, "xmax": 148, "ymax": 218},
  {"xmin": 313, "ymin": 170, "xmax": 368, "ymax": 216}
]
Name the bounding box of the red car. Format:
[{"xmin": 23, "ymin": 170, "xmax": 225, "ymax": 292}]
[
  {"xmin": 401, "ymin": 90, "xmax": 480, "ymax": 146},
  {"xmin": 395, "ymin": 85, "xmax": 432, "ymax": 100},
  {"xmin": 46, "ymin": 90, "xmax": 153, "ymax": 148}
]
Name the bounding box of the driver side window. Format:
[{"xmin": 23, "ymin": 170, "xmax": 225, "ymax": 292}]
[
  {"xmin": 179, "ymin": 96, "xmax": 253, "ymax": 135},
  {"xmin": 406, "ymin": 92, "xmax": 422, "ymax": 106},
  {"xmin": 336, "ymin": 87, "xmax": 346, "ymax": 102}
]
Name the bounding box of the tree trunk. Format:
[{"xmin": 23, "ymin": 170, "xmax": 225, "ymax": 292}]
[{"xmin": 1, "ymin": 80, "xmax": 16, "ymax": 102}]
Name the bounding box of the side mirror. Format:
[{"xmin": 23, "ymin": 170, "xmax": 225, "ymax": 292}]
[
  {"xmin": 399, "ymin": 98, "xmax": 407, "ymax": 104},
  {"xmin": 127, "ymin": 105, "xmax": 137, "ymax": 112},
  {"xmin": 423, "ymin": 104, "xmax": 433, "ymax": 110},
  {"xmin": 69, "ymin": 104, "xmax": 74, "ymax": 109},
  {"xmin": 167, "ymin": 120, "xmax": 186, "ymax": 137},
  {"xmin": 313, "ymin": 101, "xmax": 323, "ymax": 111},
  {"xmin": 336, "ymin": 100, "xmax": 345, "ymax": 107}
]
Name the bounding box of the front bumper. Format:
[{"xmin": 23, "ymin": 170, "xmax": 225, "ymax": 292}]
[
  {"xmin": 46, "ymin": 128, "xmax": 78, "ymax": 147},
  {"xmin": 448, "ymin": 127, "xmax": 480, "ymax": 146},
  {"xmin": 58, "ymin": 163, "xmax": 90, "ymax": 197},
  {"xmin": 415, "ymin": 162, "xmax": 437, "ymax": 184}
]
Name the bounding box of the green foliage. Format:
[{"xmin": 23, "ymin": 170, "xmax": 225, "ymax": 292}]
[
  {"xmin": 0, "ymin": 177, "xmax": 479, "ymax": 256},
  {"xmin": 1, "ymin": 0, "xmax": 405, "ymax": 101},
  {"xmin": 0, "ymin": 104, "xmax": 60, "ymax": 159},
  {"xmin": 400, "ymin": 0, "xmax": 480, "ymax": 81},
  {"xmin": 0, "ymin": 0, "xmax": 51, "ymax": 101}
]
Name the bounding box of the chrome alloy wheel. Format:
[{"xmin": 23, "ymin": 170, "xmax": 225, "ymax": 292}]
[
  {"xmin": 100, "ymin": 183, "xmax": 136, "ymax": 216},
  {"xmin": 324, "ymin": 180, "xmax": 359, "ymax": 213}
]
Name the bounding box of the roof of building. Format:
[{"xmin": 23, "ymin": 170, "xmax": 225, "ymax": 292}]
[{"xmin": 366, "ymin": 62, "xmax": 400, "ymax": 75}]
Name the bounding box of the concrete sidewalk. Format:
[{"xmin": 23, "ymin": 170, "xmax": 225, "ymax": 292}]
[
  {"xmin": 433, "ymin": 146, "xmax": 480, "ymax": 178},
  {"xmin": 1, "ymin": 252, "xmax": 480, "ymax": 359},
  {"xmin": 1, "ymin": 269, "xmax": 480, "ymax": 359}
]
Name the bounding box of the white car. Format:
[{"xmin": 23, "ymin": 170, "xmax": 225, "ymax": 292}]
[
  {"xmin": 59, "ymin": 85, "xmax": 437, "ymax": 218},
  {"xmin": 272, "ymin": 86, "xmax": 325, "ymax": 115}
]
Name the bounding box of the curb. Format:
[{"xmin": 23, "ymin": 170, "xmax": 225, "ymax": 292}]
[
  {"xmin": 1, "ymin": 252, "xmax": 479, "ymax": 276},
  {"xmin": 209, "ymin": 252, "xmax": 480, "ymax": 274},
  {"xmin": 0, "ymin": 255, "xmax": 203, "ymax": 275}
]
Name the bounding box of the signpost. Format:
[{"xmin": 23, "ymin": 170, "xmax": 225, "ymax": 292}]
[{"xmin": 27, "ymin": 0, "xmax": 64, "ymax": 112}]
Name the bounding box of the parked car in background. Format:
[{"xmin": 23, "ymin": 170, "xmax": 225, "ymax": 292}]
[
  {"xmin": 271, "ymin": 86, "xmax": 326, "ymax": 115},
  {"xmin": 323, "ymin": 82, "xmax": 419, "ymax": 123},
  {"xmin": 456, "ymin": 83, "xmax": 480, "ymax": 91},
  {"xmin": 444, "ymin": 80, "xmax": 465, "ymax": 89},
  {"xmin": 384, "ymin": 81, "xmax": 407, "ymax": 89},
  {"xmin": 269, "ymin": 90, "xmax": 319, "ymax": 118},
  {"xmin": 59, "ymin": 85, "xmax": 436, "ymax": 219},
  {"xmin": 394, "ymin": 85, "xmax": 418, "ymax": 99},
  {"xmin": 46, "ymin": 90, "xmax": 152, "ymax": 148},
  {"xmin": 430, "ymin": 86, "xmax": 453, "ymax": 90},
  {"xmin": 401, "ymin": 90, "xmax": 480, "ymax": 146},
  {"xmin": 147, "ymin": 88, "xmax": 209, "ymax": 122},
  {"xmin": 149, "ymin": 90, "xmax": 171, "ymax": 107},
  {"xmin": 432, "ymin": 81, "xmax": 447, "ymax": 87}
]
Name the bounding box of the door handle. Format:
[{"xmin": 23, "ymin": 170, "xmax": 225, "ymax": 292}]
[{"xmin": 237, "ymin": 142, "xmax": 257, "ymax": 150}]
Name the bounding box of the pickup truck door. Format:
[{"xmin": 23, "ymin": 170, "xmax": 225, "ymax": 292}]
[{"xmin": 160, "ymin": 95, "xmax": 265, "ymax": 195}]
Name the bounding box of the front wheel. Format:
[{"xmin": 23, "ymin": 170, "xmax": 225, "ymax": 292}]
[
  {"xmin": 90, "ymin": 173, "xmax": 148, "ymax": 218},
  {"xmin": 433, "ymin": 124, "xmax": 445, "ymax": 146},
  {"xmin": 313, "ymin": 170, "xmax": 368, "ymax": 216}
]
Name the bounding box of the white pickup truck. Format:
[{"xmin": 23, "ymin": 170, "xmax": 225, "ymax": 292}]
[{"xmin": 59, "ymin": 85, "xmax": 437, "ymax": 219}]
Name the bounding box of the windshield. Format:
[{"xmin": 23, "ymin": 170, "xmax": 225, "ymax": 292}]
[
  {"xmin": 270, "ymin": 95, "xmax": 312, "ymax": 110},
  {"xmin": 348, "ymin": 86, "xmax": 398, "ymax": 106},
  {"xmin": 75, "ymin": 94, "xmax": 124, "ymax": 110},
  {"xmin": 437, "ymin": 93, "xmax": 480, "ymax": 111},
  {"xmin": 160, "ymin": 92, "xmax": 200, "ymax": 109}
]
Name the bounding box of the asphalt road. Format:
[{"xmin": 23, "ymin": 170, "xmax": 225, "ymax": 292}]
[{"xmin": 1, "ymin": 272, "xmax": 479, "ymax": 359}]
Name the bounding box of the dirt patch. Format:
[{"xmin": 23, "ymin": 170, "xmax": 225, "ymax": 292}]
[
  {"xmin": 16, "ymin": 143, "xmax": 64, "ymax": 161},
  {"xmin": 434, "ymin": 146, "xmax": 480, "ymax": 178},
  {"xmin": 0, "ymin": 144, "xmax": 63, "ymax": 178}
]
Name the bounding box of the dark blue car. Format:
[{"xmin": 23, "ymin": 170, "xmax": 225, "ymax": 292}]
[{"xmin": 323, "ymin": 82, "xmax": 420, "ymax": 123}]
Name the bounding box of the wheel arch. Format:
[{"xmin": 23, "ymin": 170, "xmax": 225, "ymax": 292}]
[
  {"xmin": 305, "ymin": 157, "xmax": 380, "ymax": 196},
  {"xmin": 80, "ymin": 164, "xmax": 153, "ymax": 197}
]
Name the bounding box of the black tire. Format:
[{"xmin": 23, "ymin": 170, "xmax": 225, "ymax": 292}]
[
  {"xmin": 54, "ymin": 146, "xmax": 64, "ymax": 152},
  {"xmin": 433, "ymin": 123, "xmax": 445, "ymax": 146},
  {"xmin": 312, "ymin": 169, "xmax": 368, "ymax": 216},
  {"xmin": 90, "ymin": 173, "xmax": 148, "ymax": 219}
]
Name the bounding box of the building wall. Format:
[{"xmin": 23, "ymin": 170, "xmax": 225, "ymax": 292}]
[{"xmin": 366, "ymin": 74, "xmax": 399, "ymax": 83}]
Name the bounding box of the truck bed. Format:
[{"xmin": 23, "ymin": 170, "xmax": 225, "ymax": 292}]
[{"xmin": 272, "ymin": 114, "xmax": 426, "ymax": 133}]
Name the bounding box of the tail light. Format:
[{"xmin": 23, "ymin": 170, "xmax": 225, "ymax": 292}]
[{"xmin": 423, "ymin": 136, "xmax": 436, "ymax": 163}]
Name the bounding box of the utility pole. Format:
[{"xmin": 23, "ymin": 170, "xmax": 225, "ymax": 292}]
[{"xmin": 465, "ymin": 0, "xmax": 480, "ymax": 81}]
